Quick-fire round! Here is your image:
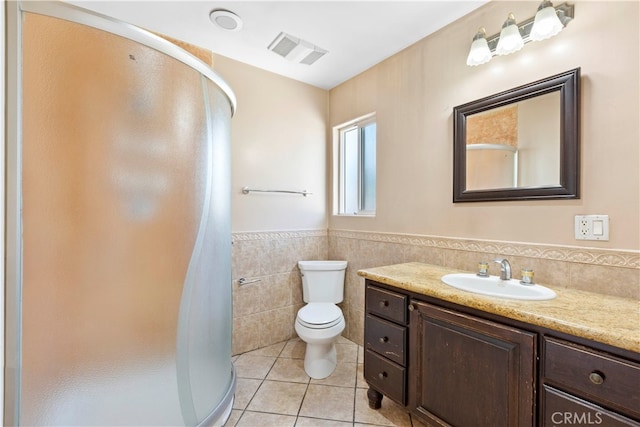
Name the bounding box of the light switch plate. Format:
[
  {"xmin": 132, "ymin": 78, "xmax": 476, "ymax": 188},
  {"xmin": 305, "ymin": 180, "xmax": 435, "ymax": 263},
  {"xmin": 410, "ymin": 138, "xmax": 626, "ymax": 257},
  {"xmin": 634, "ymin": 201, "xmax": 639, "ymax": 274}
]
[{"xmin": 575, "ymin": 215, "xmax": 609, "ymax": 241}]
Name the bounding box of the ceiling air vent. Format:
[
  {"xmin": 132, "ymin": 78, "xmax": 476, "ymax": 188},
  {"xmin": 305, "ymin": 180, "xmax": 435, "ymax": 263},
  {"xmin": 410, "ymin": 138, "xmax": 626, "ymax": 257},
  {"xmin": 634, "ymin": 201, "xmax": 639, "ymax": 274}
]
[{"xmin": 267, "ymin": 32, "xmax": 328, "ymax": 65}]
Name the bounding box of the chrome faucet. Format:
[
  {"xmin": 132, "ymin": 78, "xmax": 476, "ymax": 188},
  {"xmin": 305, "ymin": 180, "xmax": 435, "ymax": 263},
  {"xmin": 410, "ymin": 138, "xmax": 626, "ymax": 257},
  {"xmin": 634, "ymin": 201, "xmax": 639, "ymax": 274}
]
[{"xmin": 492, "ymin": 258, "xmax": 512, "ymax": 280}]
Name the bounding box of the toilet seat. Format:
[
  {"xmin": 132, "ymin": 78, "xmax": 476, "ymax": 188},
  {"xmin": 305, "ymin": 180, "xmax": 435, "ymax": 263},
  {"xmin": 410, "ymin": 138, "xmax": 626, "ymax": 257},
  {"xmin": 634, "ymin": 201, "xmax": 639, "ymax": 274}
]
[{"xmin": 297, "ymin": 303, "xmax": 343, "ymax": 329}]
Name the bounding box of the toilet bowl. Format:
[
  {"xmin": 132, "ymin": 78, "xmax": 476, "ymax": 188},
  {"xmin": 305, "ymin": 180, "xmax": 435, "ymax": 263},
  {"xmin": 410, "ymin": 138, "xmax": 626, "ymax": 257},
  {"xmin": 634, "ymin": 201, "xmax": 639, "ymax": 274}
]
[
  {"xmin": 295, "ymin": 304, "xmax": 345, "ymax": 379},
  {"xmin": 295, "ymin": 260, "xmax": 348, "ymax": 379}
]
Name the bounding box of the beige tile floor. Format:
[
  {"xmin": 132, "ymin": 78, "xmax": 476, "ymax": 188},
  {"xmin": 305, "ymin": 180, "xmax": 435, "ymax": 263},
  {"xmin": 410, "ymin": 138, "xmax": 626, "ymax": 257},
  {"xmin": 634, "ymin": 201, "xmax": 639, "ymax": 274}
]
[{"xmin": 226, "ymin": 336, "xmax": 427, "ymax": 427}]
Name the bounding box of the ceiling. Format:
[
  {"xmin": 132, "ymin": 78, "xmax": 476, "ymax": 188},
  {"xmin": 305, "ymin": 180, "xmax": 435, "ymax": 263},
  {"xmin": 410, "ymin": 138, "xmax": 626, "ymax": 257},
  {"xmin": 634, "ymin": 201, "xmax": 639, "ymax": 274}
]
[{"xmin": 67, "ymin": 1, "xmax": 488, "ymax": 90}]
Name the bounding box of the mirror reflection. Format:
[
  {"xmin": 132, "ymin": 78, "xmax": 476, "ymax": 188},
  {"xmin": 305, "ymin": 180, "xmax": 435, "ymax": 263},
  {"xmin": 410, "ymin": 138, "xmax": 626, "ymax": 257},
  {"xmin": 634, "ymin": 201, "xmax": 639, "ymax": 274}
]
[
  {"xmin": 465, "ymin": 92, "xmax": 560, "ymax": 190},
  {"xmin": 453, "ymin": 68, "xmax": 580, "ymax": 202}
]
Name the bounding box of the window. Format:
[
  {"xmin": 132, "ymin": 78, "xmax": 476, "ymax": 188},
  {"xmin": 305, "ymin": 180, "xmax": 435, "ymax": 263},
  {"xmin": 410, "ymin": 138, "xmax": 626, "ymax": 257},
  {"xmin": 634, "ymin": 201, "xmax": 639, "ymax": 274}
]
[{"xmin": 335, "ymin": 114, "xmax": 376, "ymax": 215}]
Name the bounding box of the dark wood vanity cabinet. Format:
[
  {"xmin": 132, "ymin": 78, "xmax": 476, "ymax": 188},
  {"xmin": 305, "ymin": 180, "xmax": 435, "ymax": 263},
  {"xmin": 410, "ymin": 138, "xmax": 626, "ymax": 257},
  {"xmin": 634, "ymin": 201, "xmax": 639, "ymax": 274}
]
[
  {"xmin": 409, "ymin": 299, "xmax": 536, "ymax": 426},
  {"xmin": 363, "ymin": 279, "xmax": 640, "ymax": 427},
  {"xmin": 363, "ymin": 280, "xmax": 535, "ymax": 423}
]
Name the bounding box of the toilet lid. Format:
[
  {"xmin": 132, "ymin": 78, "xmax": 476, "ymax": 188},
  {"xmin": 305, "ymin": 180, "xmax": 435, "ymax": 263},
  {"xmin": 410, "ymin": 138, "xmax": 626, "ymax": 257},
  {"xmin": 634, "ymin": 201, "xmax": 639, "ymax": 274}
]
[{"xmin": 297, "ymin": 303, "xmax": 343, "ymax": 329}]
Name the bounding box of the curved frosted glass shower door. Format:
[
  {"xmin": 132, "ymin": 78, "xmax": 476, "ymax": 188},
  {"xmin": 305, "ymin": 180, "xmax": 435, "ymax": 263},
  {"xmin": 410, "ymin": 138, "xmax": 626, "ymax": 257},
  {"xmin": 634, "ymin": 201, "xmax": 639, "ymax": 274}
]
[{"xmin": 6, "ymin": 2, "xmax": 235, "ymax": 425}]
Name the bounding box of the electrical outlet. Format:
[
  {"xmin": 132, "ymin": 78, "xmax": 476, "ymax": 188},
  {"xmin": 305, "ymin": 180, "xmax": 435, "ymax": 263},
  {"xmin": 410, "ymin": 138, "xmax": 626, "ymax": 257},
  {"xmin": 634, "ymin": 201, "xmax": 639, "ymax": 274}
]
[
  {"xmin": 577, "ymin": 218, "xmax": 590, "ymax": 237},
  {"xmin": 574, "ymin": 215, "xmax": 609, "ymax": 241}
]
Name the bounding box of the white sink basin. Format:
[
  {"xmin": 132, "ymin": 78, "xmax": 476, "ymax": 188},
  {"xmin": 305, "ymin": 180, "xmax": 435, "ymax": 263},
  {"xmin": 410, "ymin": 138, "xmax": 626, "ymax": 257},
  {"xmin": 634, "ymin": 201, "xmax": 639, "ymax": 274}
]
[{"xmin": 441, "ymin": 273, "xmax": 556, "ymax": 301}]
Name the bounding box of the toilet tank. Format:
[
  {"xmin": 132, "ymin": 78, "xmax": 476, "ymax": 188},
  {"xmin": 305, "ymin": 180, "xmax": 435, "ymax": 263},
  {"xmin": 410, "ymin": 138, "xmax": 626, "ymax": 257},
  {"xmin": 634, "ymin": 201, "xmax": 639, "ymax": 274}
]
[{"xmin": 298, "ymin": 260, "xmax": 348, "ymax": 303}]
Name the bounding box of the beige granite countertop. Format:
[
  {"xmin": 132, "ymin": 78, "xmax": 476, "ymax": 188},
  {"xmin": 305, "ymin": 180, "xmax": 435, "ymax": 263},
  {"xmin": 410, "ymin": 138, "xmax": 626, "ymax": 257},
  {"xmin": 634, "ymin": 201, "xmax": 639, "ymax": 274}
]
[{"xmin": 358, "ymin": 262, "xmax": 640, "ymax": 354}]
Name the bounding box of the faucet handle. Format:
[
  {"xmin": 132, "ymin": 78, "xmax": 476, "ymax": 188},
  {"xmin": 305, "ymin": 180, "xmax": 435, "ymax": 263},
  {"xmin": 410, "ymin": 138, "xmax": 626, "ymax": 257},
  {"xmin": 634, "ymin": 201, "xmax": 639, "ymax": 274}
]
[
  {"xmin": 520, "ymin": 269, "xmax": 535, "ymax": 285},
  {"xmin": 477, "ymin": 261, "xmax": 489, "ymax": 277}
]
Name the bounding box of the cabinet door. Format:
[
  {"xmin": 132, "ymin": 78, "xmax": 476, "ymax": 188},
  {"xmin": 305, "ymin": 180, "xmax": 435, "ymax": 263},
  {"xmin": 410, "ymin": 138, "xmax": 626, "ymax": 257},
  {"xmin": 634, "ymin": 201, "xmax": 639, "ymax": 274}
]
[{"xmin": 409, "ymin": 300, "xmax": 536, "ymax": 427}]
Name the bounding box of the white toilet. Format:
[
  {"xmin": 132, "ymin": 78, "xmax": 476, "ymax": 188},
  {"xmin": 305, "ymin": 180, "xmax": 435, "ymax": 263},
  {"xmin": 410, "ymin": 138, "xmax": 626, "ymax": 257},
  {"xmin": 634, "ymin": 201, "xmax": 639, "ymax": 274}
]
[{"xmin": 295, "ymin": 260, "xmax": 348, "ymax": 379}]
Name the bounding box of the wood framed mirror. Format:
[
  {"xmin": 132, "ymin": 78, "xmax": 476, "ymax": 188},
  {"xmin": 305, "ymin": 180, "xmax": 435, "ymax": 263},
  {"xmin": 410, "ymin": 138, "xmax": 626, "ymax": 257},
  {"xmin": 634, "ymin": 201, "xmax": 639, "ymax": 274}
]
[{"xmin": 453, "ymin": 68, "xmax": 580, "ymax": 202}]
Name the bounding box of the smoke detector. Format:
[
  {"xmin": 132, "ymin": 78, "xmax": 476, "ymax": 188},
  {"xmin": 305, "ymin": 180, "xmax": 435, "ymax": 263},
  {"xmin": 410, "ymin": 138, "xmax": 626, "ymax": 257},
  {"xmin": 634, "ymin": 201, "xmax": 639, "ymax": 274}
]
[
  {"xmin": 267, "ymin": 32, "xmax": 328, "ymax": 65},
  {"xmin": 209, "ymin": 9, "xmax": 243, "ymax": 32}
]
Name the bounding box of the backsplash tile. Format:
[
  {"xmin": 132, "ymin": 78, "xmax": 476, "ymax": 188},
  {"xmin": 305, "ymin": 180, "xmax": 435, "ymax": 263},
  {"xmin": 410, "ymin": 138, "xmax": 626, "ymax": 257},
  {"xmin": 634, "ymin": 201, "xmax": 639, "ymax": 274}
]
[
  {"xmin": 330, "ymin": 230, "xmax": 639, "ymax": 269},
  {"xmin": 329, "ymin": 229, "xmax": 639, "ymax": 345},
  {"xmin": 569, "ymin": 263, "xmax": 640, "ymax": 296},
  {"xmin": 231, "ymin": 228, "xmax": 639, "ymax": 353}
]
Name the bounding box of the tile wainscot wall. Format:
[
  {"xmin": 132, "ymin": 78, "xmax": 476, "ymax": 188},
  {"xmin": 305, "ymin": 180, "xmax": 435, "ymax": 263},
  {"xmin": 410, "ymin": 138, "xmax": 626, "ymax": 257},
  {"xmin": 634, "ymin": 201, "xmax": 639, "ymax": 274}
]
[{"xmin": 231, "ymin": 229, "xmax": 639, "ymax": 354}]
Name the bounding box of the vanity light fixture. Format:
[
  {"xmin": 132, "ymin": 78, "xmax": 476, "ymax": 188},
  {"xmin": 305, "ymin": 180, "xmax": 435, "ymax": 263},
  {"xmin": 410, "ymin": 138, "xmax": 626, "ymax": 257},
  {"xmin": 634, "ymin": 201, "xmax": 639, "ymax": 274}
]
[{"xmin": 466, "ymin": 1, "xmax": 574, "ymax": 66}]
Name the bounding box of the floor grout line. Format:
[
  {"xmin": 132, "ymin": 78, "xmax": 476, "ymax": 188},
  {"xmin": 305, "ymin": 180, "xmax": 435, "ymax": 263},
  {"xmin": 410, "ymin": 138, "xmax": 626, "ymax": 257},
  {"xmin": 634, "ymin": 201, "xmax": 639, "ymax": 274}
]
[{"xmin": 231, "ymin": 337, "xmax": 401, "ymax": 427}]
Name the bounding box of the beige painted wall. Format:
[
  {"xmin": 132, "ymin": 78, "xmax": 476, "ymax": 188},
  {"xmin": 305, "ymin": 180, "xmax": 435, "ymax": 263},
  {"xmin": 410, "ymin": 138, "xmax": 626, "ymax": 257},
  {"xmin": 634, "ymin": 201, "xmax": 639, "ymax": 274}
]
[
  {"xmin": 156, "ymin": 2, "xmax": 640, "ymax": 354},
  {"xmin": 329, "ymin": 1, "xmax": 640, "ymax": 251},
  {"xmin": 212, "ymin": 55, "xmax": 329, "ymax": 233}
]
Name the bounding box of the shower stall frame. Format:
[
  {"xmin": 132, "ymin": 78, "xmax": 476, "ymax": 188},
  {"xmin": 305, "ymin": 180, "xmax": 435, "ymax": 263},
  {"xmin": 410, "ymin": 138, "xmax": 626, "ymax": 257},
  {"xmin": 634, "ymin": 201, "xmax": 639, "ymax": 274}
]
[{"xmin": 3, "ymin": 1, "xmax": 237, "ymax": 425}]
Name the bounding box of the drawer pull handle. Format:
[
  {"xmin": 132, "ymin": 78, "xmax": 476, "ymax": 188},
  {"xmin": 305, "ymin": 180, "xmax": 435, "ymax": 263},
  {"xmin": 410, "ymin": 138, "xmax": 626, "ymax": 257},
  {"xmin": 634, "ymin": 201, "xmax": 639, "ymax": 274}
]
[
  {"xmin": 589, "ymin": 371, "xmax": 605, "ymax": 385},
  {"xmin": 379, "ymin": 300, "xmax": 389, "ymax": 308},
  {"xmin": 408, "ymin": 304, "xmax": 415, "ymax": 312},
  {"xmin": 379, "ymin": 336, "xmax": 389, "ymax": 344},
  {"xmin": 378, "ymin": 371, "xmax": 388, "ymax": 380}
]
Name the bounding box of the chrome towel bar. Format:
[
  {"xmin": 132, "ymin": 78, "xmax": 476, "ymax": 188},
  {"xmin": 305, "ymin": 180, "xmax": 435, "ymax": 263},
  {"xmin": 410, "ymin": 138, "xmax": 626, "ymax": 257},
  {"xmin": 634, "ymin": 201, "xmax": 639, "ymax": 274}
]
[
  {"xmin": 242, "ymin": 186, "xmax": 312, "ymax": 197},
  {"xmin": 238, "ymin": 277, "xmax": 261, "ymax": 286}
]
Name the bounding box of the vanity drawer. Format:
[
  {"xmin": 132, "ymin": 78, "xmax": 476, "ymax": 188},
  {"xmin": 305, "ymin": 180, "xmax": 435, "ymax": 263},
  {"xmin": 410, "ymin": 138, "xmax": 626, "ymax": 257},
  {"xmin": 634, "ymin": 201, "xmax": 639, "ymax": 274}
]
[
  {"xmin": 541, "ymin": 386, "xmax": 640, "ymax": 427},
  {"xmin": 543, "ymin": 336, "xmax": 640, "ymax": 418},
  {"xmin": 364, "ymin": 349, "xmax": 406, "ymax": 405},
  {"xmin": 365, "ymin": 314, "xmax": 407, "ymax": 366},
  {"xmin": 366, "ymin": 284, "xmax": 407, "ymax": 324}
]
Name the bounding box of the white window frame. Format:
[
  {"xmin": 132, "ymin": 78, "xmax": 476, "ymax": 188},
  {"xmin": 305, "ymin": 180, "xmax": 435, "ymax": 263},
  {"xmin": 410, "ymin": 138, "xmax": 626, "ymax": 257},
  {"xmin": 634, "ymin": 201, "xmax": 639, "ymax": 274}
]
[{"xmin": 333, "ymin": 113, "xmax": 376, "ymax": 216}]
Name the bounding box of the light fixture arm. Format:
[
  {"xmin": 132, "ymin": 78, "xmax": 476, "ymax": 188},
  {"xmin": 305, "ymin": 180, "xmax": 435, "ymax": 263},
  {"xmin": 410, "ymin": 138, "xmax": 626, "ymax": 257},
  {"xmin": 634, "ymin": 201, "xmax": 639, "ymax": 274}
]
[
  {"xmin": 485, "ymin": 2, "xmax": 574, "ymax": 53},
  {"xmin": 472, "ymin": 27, "xmax": 487, "ymax": 42}
]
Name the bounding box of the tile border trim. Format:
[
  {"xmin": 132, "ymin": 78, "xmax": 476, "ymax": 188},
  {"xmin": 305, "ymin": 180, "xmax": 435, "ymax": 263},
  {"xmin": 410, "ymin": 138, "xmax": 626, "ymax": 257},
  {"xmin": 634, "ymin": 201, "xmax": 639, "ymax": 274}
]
[
  {"xmin": 231, "ymin": 229, "xmax": 640, "ymax": 269},
  {"xmin": 232, "ymin": 229, "xmax": 326, "ymax": 242},
  {"xmin": 329, "ymin": 229, "xmax": 640, "ymax": 269}
]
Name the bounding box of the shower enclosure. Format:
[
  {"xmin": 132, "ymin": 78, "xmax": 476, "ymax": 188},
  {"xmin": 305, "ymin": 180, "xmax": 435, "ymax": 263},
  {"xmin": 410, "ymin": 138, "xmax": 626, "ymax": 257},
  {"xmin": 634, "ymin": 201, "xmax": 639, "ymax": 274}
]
[{"xmin": 4, "ymin": 2, "xmax": 236, "ymax": 425}]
